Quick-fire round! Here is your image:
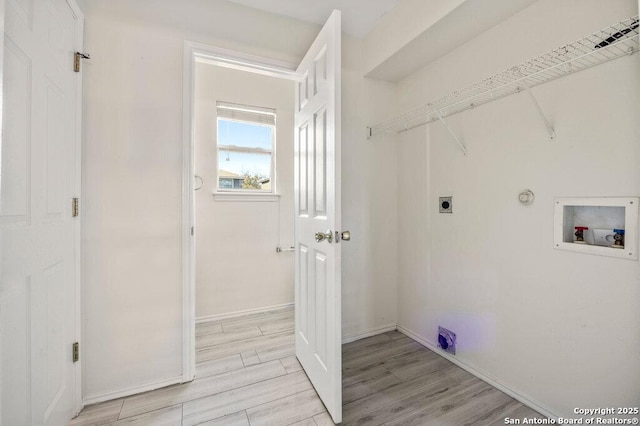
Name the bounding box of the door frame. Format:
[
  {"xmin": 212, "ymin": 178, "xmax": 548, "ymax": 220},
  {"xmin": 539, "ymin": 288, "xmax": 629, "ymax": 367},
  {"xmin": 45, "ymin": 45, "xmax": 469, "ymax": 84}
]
[
  {"xmin": 66, "ymin": 0, "xmax": 84, "ymax": 416},
  {"xmin": 66, "ymin": 0, "xmax": 84, "ymax": 415},
  {"xmin": 0, "ymin": 0, "xmax": 5, "ymax": 422},
  {"xmin": 181, "ymin": 41, "xmax": 300, "ymax": 380}
]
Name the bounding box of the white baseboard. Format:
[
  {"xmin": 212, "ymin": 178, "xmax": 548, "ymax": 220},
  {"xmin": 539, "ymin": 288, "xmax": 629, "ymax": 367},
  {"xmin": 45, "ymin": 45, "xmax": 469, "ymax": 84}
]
[
  {"xmin": 396, "ymin": 324, "xmax": 558, "ymax": 420},
  {"xmin": 195, "ymin": 302, "xmax": 294, "ymax": 324},
  {"xmin": 83, "ymin": 375, "xmax": 183, "ymax": 406},
  {"xmin": 342, "ymin": 323, "xmax": 397, "ymax": 344}
]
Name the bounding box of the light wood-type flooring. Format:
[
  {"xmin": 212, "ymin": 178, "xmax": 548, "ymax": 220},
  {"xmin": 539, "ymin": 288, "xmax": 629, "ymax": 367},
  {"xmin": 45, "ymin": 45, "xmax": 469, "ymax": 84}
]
[{"xmin": 71, "ymin": 306, "xmax": 544, "ymax": 425}]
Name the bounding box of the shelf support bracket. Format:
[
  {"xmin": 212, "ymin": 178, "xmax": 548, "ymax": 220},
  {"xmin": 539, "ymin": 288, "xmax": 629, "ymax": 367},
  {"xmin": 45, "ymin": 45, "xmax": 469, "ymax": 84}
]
[
  {"xmin": 435, "ymin": 111, "xmax": 468, "ymax": 156},
  {"xmin": 524, "ymin": 86, "xmax": 555, "ymax": 140}
]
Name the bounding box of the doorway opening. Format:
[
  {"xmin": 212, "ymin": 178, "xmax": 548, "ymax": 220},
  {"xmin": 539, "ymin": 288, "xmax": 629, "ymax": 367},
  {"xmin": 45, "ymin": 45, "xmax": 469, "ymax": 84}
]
[
  {"xmin": 182, "ymin": 13, "xmax": 344, "ymax": 421},
  {"xmin": 182, "ymin": 43, "xmax": 299, "ymax": 381}
]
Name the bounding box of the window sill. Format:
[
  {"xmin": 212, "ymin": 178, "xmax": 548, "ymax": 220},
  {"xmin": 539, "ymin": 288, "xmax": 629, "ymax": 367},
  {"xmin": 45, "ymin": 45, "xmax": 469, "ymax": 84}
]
[{"xmin": 213, "ymin": 192, "xmax": 280, "ymax": 202}]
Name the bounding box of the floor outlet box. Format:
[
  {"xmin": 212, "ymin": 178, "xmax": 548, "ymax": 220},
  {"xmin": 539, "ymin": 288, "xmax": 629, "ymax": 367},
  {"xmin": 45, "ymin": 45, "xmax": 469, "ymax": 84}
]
[{"xmin": 438, "ymin": 326, "xmax": 456, "ymax": 355}]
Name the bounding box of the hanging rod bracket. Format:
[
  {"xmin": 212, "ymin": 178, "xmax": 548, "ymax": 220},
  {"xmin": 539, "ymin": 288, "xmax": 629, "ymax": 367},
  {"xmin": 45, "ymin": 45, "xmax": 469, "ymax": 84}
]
[
  {"xmin": 435, "ymin": 111, "xmax": 468, "ymax": 156},
  {"xmin": 523, "ymin": 86, "xmax": 556, "ymax": 141},
  {"xmin": 366, "ymin": 126, "xmax": 372, "ymax": 140}
]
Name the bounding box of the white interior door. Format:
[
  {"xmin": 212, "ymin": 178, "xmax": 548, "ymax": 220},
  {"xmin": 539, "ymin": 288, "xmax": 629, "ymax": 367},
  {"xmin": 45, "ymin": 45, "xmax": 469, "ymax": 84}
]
[
  {"xmin": 1, "ymin": 0, "xmax": 81, "ymax": 424},
  {"xmin": 294, "ymin": 9, "xmax": 342, "ymax": 425}
]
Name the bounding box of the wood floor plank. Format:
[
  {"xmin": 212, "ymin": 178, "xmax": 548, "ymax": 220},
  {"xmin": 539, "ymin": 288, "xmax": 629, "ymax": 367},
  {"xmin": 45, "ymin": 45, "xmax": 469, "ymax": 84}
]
[
  {"xmin": 240, "ymin": 349, "xmax": 261, "ymax": 367},
  {"xmin": 342, "ymin": 338, "xmax": 423, "ymax": 377},
  {"xmin": 196, "ymin": 330, "xmax": 293, "ymax": 363},
  {"xmin": 382, "ymin": 330, "xmax": 405, "ymax": 340},
  {"xmin": 119, "ymin": 360, "xmax": 286, "ymax": 419},
  {"xmin": 279, "ymin": 355, "xmax": 302, "ymax": 374},
  {"xmin": 70, "ymin": 399, "xmax": 124, "ymax": 426},
  {"xmin": 182, "ymin": 370, "xmax": 313, "ymax": 426},
  {"xmin": 380, "ymin": 379, "xmax": 486, "ymax": 425},
  {"xmin": 453, "ymin": 394, "xmax": 522, "ymax": 426},
  {"xmin": 341, "ymin": 333, "xmax": 394, "ymax": 361},
  {"xmin": 196, "ymin": 410, "xmax": 250, "ymax": 426},
  {"xmin": 313, "ymin": 412, "xmax": 336, "ymax": 426},
  {"xmin": 195, "ymin": 323, "xmax": 223, "ymax": 337},
  {"xmin": 246, "ymin": 388, "xmax": 326, "ymax": 426},
  {"xmin": 388, "ymin": 349, "xmax": 453, "ymax": 381},
  {"xmin": 218, "ymin": 310, "xmax": 294, "ymax": 333},
  {"xmin": 384, "ymin": 379, "xmax": 516, "ymax": 426},
  {"xmin": 486, "ymin": 404, "xmax": 548, "ymax": 426},
  {"xmin": 343, "ymin": 344, "xmax": 422, "ymax": 380},
  {"xmin": 342, "ymin": 369, "xmax": 402, "ymax": 405},
  {"xmin": 196, "ymin": 354, "xmax": 245, "ymax": 379},
  {"xmin": 255, "ymin": 341, "xmax": 295, "ymax": 363},
  {"xmin": 289, "ymin": 418, "xmax": 318, "ymax": 426},
  {"xmin": 108, "ymin": 405, "xmax": 182, "ymax": 426},
  {"xmin": 342, "ymin": 366, "xmax": 468, "ymax": 425},
  {"xmin": 196, "ymin": 326, "xmax": 263, "ymax": 350},
  {"xmin": 258, "ymin": 318, "xmax": 294, "ymax": 335}
]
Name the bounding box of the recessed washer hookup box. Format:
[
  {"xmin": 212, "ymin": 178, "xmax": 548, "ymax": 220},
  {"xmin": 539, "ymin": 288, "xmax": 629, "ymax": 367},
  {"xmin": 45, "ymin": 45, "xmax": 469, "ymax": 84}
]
[{"xmin": 553, "ymin": 197, "xmax": 638, "ymax": 260}]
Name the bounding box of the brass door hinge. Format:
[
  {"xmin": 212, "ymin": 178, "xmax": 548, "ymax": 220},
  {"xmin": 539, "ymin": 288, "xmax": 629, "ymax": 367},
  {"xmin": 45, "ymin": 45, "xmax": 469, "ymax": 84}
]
[
  {"xmin": 72, "ymin": 342, "xmax": 79, "ymax": 363},
  {"xmin": 74, "ymin": 52, "xmax": 90, "ymax": 72},
  {"xmin": 72, "ymin": 198, "xmax": 79, "ymax": 217}
]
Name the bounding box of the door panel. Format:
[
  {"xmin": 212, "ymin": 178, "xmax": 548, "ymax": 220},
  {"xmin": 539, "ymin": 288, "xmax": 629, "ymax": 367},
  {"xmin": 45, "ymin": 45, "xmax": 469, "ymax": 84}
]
[
  {"xmin": 1, "ymin": 37, "xmax": 31, "ymax": 224},
  {"xmin": 44, "ymin": 80, "xmax": 66, "ymax": 217},
  {"xmin": 314, "ymin": 108, "xmax": 326, "ymax": 215},
  {"xmin": 294, "ymin": 10, "xmax": 342, "ymax": 424},
  {"xmin": 1, "ymin": 0, "xmax": 80, "ymax": 424},
  {"xmin": 314, "ymin": 251, "xmax": 327, "ymax": 363}
]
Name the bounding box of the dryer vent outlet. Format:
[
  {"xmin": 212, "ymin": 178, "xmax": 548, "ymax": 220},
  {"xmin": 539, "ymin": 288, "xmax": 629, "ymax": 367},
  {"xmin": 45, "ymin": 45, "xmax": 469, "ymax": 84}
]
[{"xmin": 438, "ymin": 326, "xmax": 456, "ymax": 355}]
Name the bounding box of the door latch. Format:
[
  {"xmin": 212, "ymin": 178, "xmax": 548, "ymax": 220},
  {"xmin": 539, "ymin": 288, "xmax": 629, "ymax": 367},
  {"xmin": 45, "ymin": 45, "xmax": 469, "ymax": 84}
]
[{"xmin": 315, "ymin": 230, "xmax": 333, "ymax": 243}]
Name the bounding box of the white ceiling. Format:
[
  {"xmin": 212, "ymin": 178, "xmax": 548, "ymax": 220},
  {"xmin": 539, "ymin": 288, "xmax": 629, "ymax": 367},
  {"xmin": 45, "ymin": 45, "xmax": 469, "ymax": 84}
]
[{"xmin": 224, "ymin": 0, "xmax": 400, "ymax": 38}]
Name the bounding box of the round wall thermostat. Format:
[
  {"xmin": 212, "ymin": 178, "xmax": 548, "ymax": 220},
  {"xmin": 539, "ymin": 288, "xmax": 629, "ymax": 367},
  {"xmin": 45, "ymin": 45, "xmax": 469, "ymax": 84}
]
[{"xmin": 518, "ymin": 189, "xmax": 535, "ymax": 205}]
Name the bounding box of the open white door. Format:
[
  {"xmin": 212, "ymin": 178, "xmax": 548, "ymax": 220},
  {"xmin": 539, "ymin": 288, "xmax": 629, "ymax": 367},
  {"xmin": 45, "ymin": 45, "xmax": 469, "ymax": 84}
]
[
  {"xmin": 294, "ymin": 9, "xmax": 342, "ymax": 424},
  {"xmin": 1, "ymin": 0, "xmax": 82, "ymax": 424}
]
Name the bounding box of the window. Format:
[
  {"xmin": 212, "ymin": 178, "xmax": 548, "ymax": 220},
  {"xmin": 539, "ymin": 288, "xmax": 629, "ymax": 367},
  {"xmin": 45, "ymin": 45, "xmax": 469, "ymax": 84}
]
[{"xmin": 216, "ymin": 101, "xmax": 276, "ymax": 193}]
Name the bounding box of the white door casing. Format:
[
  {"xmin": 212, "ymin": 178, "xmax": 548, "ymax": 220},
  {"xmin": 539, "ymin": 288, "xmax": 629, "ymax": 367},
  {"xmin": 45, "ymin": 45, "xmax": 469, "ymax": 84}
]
[
  {"xmin": 0, "ymin": 0, "xmax": 5, "ymax": 421},
  {"xmin": 1, "ymin": 0, "xmax": 82, "ymax": 424},
  {"xmin": 294, "ymin": 10, "xmax": 342, "ymax": 424}
]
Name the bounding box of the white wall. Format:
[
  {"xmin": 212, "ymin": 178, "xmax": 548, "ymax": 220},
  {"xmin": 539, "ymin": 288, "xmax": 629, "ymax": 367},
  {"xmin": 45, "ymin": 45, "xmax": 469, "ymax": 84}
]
[
  {"xmin": 81, "ymin": 9, "xmax": 186, "ymax": 401},
  {"xmin": 396, "ymin": 0, "xmax": 640, "ymax": 417},
  {"xmin": 81, "ymin": 0, "xmax": 398, "ymax": 401},
  {"xmin": 363, "ymin": 0, "xmax": 466, "ymax": 75},
  {"xmin": 194, "ymin": 63, "xmax": 295, "ymax": 318},
  {"xmin": 340, "ymin": 40, "xmax": 399, "ymax": 340}
]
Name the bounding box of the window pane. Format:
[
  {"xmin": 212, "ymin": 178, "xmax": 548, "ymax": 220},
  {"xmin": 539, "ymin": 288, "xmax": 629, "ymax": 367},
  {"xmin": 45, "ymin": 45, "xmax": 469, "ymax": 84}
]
[
  {"xmin": 219, "ymin": 178, "xmax": 233, "ymax": 189},
  {"xmin": 218, "ymin": 119, "xmax": 272, "ymax": 150},
  {"xmin": 218, "ymin": 151, "xmax": 272, "ymax": 191},
  {"xmin": 216, "ymin": 109, "xmax": 275, "ymax": 192}
]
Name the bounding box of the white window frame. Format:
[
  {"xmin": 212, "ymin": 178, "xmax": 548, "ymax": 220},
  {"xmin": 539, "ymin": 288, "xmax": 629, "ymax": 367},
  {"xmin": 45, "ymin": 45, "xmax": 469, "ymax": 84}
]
[{"xmin": 214, "ymin": 102, "xmax": 277, "ymax": 198}]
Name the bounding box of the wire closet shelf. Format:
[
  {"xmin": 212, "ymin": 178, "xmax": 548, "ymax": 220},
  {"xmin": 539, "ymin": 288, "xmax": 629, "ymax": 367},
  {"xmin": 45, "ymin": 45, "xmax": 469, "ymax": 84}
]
[{"xmin": 368, "ymin": 16, "xmax": 639, "ymax": 137}]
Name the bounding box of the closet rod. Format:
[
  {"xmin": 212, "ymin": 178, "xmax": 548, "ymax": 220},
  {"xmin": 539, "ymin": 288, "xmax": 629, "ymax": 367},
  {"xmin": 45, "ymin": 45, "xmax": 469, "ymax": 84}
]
[{"xmin": 368, "ymin": 16, "xmax": 639, "ymax": 138}]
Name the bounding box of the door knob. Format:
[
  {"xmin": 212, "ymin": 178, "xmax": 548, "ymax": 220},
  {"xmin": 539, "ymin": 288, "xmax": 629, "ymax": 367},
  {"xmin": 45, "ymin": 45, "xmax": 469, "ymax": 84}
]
[
  {"xmin": 315, "ymin": 230, "xmax": 333, "ymax": 243},
  {"xmin": 340, "ymin": 231, "xmax": 351, "ymax": 241}
]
